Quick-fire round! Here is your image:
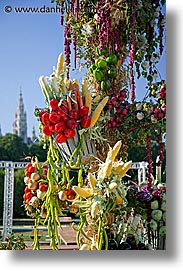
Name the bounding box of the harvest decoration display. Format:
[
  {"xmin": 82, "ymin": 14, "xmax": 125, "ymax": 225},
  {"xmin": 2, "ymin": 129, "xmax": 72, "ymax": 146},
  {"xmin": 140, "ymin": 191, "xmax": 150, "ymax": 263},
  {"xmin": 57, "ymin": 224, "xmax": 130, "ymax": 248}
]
[{"xmin": 22, "ymin": 0, "xmax": 166, "ymax": 250}]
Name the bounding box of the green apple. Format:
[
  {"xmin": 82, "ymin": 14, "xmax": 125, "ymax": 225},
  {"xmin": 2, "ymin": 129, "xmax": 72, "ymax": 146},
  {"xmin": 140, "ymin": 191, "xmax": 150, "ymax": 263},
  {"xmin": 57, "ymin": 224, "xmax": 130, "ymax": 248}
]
[
  {"xmin": 93, "ymin": 69, "xmax": 104, "ymax": 81},
  {"xmin": 107, "ymin": 67, "xmax": 117, "ymax": 78},
  {"xmin": 163, "ymin": 211, "xmax": 166, "ymax": 222},
  {"xmin": 161, "ymin": 201, "xmax": 166, "ymax": 211},
  {"xmin": 101, "ymin": 80, "xmax": 112, "ymax": 91},
  {"xmin": 151, "ymin": 209, "xmax": 163, "ymax": 221},
  {"xmin": 149, "ymin": 219, "xmax": 158, "ymax": 231},
  {"xmin": 151, "ymin": 200, "xmax": 159, "ymax": 210},
  {"xmin": 159, "ymin": 226, "xmax": 166, "ymax": 238},
  {"xmin": 106, "ymin": 54, "xmax": 117, "ymax": 65},
  {"xmin": 97, "ymin": 58, "xmax": 107, "ymax": 70}
]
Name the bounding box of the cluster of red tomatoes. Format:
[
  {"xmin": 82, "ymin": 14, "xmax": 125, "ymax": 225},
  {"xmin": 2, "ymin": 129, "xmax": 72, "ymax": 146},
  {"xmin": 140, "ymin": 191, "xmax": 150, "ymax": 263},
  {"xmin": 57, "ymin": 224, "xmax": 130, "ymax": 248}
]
[
  {"xmin": 23, "ymin": 162, "xmax": 48, "ymax": 204},
  {"xmin": 39, "ymin": 97, "xmax": 91, "ymax": 144}
]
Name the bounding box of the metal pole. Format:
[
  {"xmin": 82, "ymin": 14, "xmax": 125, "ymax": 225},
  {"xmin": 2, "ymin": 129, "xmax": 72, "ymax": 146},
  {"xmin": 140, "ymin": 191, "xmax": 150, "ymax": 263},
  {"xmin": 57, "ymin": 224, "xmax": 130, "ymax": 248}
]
[{"xmin": 2, "ymin": 162, "xmax": 14, "ymax": 240}]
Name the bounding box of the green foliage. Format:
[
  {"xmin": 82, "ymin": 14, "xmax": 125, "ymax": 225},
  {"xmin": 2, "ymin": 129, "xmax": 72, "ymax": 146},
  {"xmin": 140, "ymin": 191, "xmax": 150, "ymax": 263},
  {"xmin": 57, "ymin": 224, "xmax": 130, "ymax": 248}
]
[
  {"xmin": 0, "ymin": 233, "xmax": 26, "ymax": 250},
  {"xmin": 0, "ymin": 169, "xmax": 4, "ymax": 219},
  {"xmin": 28, "ymin": 142, "xmax": 47, "ymax": 162},
  {"xmin": 13, "ymin": 169, "xmax": 25, "ymax": 218},
  {"xmin": 0, "ymin": 133, "xmax": 47, "ymax": 219},
  {"xmin": 0, "ymin": 133, "xmax": 28, "ymax": 161},
  {"xmin": 0, "ymin": 133, "xmax": 47, "ymax": 162}
]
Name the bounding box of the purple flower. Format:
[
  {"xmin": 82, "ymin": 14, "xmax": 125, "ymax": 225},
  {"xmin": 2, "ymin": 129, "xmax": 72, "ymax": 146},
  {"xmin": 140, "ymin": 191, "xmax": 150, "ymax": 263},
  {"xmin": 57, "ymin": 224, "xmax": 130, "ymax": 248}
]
[{"xmin": 137, "ymin": 191, "xmax": 152, "ymax": 202}]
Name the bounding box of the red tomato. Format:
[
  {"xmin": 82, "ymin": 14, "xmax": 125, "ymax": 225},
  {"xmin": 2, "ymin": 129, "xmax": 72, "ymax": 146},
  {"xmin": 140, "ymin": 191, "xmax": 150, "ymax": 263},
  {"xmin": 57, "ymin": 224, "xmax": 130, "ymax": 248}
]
[
  {"xmin": 65, "ymin": 189, "xmax": 71, "ymax": 195},
  {"xmin": 58, "ymin": 105, "xmax": 69, "ymax": 115},
  {"xmin": 23, "ymin": 194, "xmax": 27, "ymax": 201},
  {"xmin": 50, "ymin": 98, "xmax": 59, "ymax": 110},
  {"xmin": 67, "ymin": 194, "xmax": 75, "ymax": 200},
  {"xmin": 55, "ymin": 121, "xmax": 66, "ymax": 132},
  {"xmin": 42, "ymin": 165, "xmax": 48, "ymax": 170},
  {"xmin": 24, "ymin": 169, "xmax": 31, "ymax": 178},
  {"xmin": 26, "ymin": 163, "xmax": 33, "ymax": 169},
  {"xmin": 28, "ymin": 165, "xmax": 36, "ymax": 173},
  {"xmin": 80, "ymin": 115, "xmax": 91, "ymax": 128},
  {"xmin": 39, "ymin": 185, "xmax": 47, "ymax": 192},
  {"xmin": 66, "ymin": 119, "xmax": 78, "ymax": 129},
  {"xmin": 69, "ymin": 109, "xmax": 79, "ymax": 120},
  {"xmin": 49, "ymin": 123, "xmax": 56, "ymax": 132},
  {"xmin": 55, "ymin": 133, "xmax": 67, "ymax": 143},
  {"xmin": 79, "ymin": 105, "xmax": 89, "ymax": 117},
  {"xmin": 25, "ymin": 192, "xmax": 33, "ymax": 201},
  {"xmin": 43, "ymin": 125, "xmax": 52, "ymax": 136},
  {"xmin": 64, "ymin": 128, "xmax": 75, "ymax": 138},
  {"xmin": 58, "ymin": 107, "xmax": 69, "ymax": 122},
  {"xmin": 41, "ymin": 112, "xmax": 50, "ymax": 126},
  {"xmin": 49, "ymin": 112, "xmax": 61, "ymax": 124},
  {"xmin": 24, "ymin": 187, "xmax": 31, "ymax": 193}
]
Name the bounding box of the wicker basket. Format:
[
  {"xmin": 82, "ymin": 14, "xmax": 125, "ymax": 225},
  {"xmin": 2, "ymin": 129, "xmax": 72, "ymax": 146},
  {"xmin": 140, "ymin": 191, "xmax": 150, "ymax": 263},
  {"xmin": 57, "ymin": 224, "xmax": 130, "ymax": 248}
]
[{"xmin": 55, "ymin": 129, "xmax": 96, "ymax": 165}]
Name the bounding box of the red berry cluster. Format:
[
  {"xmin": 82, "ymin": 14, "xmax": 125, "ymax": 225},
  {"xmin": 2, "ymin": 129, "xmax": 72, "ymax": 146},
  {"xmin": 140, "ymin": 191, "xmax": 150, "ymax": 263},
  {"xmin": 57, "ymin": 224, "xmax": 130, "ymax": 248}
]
[
  {"xmin": 159, "ymin": 86, "xmax": 166, "ymax": 99},
  {"xmin": 107, "ymin": 89, "xmax": 129, "ymax": 130},
  {"xmin": 153, "ymin": 106, "xmax": 166, "ymax": 119},
  {"xmin": 40, "ymin": 97, "xmax": 91, "ymax": 144},
  {"xmin": 153, "ymin": 84, "xmax": 166, "ymax": 120}
]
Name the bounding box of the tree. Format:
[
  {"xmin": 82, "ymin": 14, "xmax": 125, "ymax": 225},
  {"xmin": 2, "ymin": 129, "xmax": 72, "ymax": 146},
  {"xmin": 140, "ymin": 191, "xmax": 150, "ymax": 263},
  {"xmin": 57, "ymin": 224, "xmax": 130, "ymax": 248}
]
[
  {"xmin": 0, "ymin": 134, "xmax": 29, "ymax": 161},
  {"xmin": 28, "ymin": 142, "xmax": 47, "ymax": 162}
]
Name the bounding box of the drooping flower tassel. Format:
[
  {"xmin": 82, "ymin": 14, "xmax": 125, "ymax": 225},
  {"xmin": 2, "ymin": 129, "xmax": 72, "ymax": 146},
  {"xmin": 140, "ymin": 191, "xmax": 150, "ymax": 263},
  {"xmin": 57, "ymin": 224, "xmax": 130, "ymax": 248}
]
[
  {"xmin": 64, "ymin": 19, "xmax": 71, "ymax": 78},
  {"xmin": 158, "ymin": 11, "xmax": 164, "ymax": 55},
  {"xmin": 75, "ymin": 0, "xmax": 79, "ymax": 22},
  {"xmin": 73, "ymin": 32, "xmax": 77, "ymax": 69},
  {"xmin": 60, "ymin": 7, "xmax": 64, "ymax": 26},
  {"xmin": 129, "ymin": 0, "xmax": 136, "ymax": 102}
]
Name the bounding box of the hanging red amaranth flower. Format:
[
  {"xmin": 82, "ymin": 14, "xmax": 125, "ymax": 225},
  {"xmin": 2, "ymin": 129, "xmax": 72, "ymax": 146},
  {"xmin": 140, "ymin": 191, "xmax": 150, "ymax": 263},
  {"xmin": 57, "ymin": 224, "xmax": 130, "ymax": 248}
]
[
  {"xmin": 158, "ymin": 11, "xmax": 164, "ymax": 55},
  {"xmin": 60, "ymin": 6, "xmax": 64, "ymax": 26},
  {"xmin": 75, "ymin": 0, "xmax": 79, "ymax": 22},
  {"xmin": 129, "ymin": 0, "xmax": 136, "ymax": 102},
  {"xmin": 64, "ymin": 19, "xmax": 72, "ymax": 78}
]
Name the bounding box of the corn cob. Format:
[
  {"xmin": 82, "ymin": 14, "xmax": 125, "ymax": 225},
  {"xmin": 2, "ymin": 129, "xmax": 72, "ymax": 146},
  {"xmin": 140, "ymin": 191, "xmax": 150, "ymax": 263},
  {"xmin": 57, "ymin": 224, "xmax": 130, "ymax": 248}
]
[
  {"xmin": 107, "ymin": 140, "xmax": 122, "ymax": 161},
  {"xmin": 108, "ymin": 181, "xmax": 118, "ymax": 190},
  {"xmin": 55, "ymin": 53, "xmax": 64, "ymax": 77},
  {"xmin": 88, "ymin": 173, "xmax": 97, "ymax": 190},
  {"xmin": 117, "ymin": 195, "xmax": 123, "ymax": 205},
  {"xmin": 119, "ymin": 167, "xmax": 128, "ymax": 178},
  {"xmin": 50, "ymin": 74, "xmax": 59, "ymax": 94},
  {"xmin": 93, "ymin": 95, "xmax": 101, "ymax": 103},
  {"xmin": 90, "ymin": 96, "xmax": 109, "ymax": 127},
  {"xmin": 85, "ymin": 89, "xmax": 92, "ymax": 115},
  {"xmin": 123, "ymin": 161, "xmax": 132, "ymax": 173},
  {"xmin": 91, "ymin": 201, "xmax": 99, "ymax": 219},
  {"xmin": 102, "ymin": 160, "xmax": 113, "ymax": 178},
  {"xmin": 64, "ymin": 78, "xmax": 70, "ymax": 89},
  {"xmin": 113, "ymin": 161, "xmax": 125, "ymax": 173},
  {"xmin": 82, "ymin": 79, "xmax": 88, "ymax": 96},
  {"xmin": 73, "ymin": 186, "xmax": 93, "ymax": 199},
  {"xmin": 119, "ymin": 161, "xmax": 132, "ymax": 178}
]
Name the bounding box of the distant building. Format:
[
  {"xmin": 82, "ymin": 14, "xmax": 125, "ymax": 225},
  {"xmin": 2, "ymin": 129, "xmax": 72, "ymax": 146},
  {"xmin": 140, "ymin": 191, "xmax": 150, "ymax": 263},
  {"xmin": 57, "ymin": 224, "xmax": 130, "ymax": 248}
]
[{"xmin": 12, "ymin": 90, "xmax": 38, "ymax": 144}]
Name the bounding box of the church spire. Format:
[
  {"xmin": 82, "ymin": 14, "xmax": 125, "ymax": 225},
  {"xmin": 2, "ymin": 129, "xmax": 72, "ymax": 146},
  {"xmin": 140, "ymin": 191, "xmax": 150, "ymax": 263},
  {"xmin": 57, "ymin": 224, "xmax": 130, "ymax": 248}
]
[{"xmin": 13, "ymin": 89, "xmax": 27, "ymax": 143}]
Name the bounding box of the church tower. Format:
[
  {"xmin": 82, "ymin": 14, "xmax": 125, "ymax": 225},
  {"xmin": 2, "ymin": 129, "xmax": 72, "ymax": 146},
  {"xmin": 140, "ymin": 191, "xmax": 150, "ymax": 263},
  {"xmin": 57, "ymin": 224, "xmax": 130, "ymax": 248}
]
[{"xmin": 13, "ymin": 90, "xmax": 27, "ymax": 144}]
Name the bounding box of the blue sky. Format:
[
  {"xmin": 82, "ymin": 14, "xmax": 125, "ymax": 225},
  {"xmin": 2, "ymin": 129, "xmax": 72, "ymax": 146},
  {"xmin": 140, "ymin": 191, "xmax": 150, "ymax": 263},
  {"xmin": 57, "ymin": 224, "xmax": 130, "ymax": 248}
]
[{"xmin": 0, "ymin": 0, "xmax": 166, "ymax": 138}]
